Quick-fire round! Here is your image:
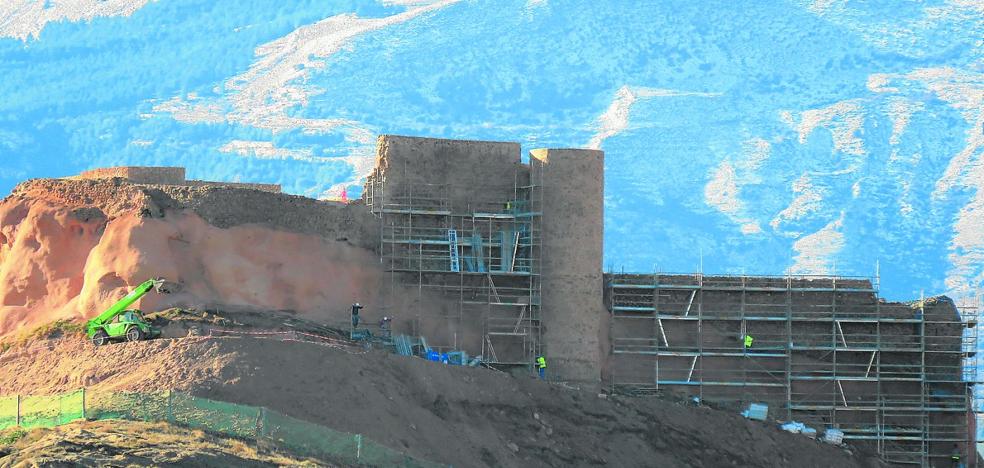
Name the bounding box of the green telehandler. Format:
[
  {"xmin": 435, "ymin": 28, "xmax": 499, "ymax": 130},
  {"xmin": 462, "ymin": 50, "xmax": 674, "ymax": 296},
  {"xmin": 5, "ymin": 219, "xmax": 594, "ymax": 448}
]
[{"xmin": 86, "ymin": 278, "xmax": 168, "ymax": 346}]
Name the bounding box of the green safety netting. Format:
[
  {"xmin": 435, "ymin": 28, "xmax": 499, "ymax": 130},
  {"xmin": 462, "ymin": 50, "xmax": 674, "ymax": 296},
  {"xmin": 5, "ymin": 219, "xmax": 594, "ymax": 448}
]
[
  {"xmin": 170, "ymin": 393, "xmax": 262, "ymax": 439},
  {"xmin": 0, "ymin": 396, "xmax": 17, "ymax": 428},
  {"xmin": 17, "ymin": 389, "xmax": 84, "ymax": 428},
  {"xmin": 264, "ymin": 410, "xmax": 439, "ymax": 467},
  {"xmin": 265, "ymin": 410, "xmax": 360, "ymax": 463},
  {"xmin": 87, "ymin": 391, "xmax": 169, "ymax": 422},
  {"xmin": 0, "ymin": 389, "xmax": 442, "ymax": 467}
]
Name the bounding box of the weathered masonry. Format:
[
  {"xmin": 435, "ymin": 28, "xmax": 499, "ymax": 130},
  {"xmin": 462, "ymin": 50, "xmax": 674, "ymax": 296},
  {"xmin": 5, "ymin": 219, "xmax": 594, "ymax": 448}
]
[
  {"xmin": 362, "ymin": 136, "xmax": 606, "ymax": 382},
  {"xmin": 82, "ymin": 136, "xmax": 978, "ymax": 466},
  {"xmin": 359, "ymin": 135, "xmax": 979, "ymax": 466},
  {"xmin": 607, "ymin": 273, "xmax": 979, "ymax": 466},
  {"xmin": 74, "ymin": 166, "xmax": 281, "ymax": 192}
]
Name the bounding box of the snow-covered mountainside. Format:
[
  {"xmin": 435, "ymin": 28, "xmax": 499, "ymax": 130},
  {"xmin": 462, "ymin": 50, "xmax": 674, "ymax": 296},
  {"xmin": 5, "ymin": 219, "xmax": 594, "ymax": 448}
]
[{"xmin": 0, "ymin": 0, "xmax": 981, "ymax": 301}]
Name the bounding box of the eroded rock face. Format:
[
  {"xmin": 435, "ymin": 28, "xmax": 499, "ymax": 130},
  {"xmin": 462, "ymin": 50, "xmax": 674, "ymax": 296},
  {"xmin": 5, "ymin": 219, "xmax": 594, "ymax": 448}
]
[
  {"xmin": 0, "ymin": 178, "xmax": 383, "ymax": 338},
  {"xmin": 0, "ymin": 200, "xmax": 106, "ymax": 312}
]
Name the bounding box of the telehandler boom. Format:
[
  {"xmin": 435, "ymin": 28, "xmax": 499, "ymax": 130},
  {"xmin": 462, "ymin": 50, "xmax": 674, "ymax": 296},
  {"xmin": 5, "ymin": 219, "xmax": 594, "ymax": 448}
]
[{"xmin": 86, "ymin": 278, "xmax": 167, "ymax": 346}]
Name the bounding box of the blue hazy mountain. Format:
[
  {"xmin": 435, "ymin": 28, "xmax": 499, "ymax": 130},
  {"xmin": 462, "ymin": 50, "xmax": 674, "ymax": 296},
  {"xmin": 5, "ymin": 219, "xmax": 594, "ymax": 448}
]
[{"xmin": 0, "ymin": 0, "xmax": 981, "ymax": 302}]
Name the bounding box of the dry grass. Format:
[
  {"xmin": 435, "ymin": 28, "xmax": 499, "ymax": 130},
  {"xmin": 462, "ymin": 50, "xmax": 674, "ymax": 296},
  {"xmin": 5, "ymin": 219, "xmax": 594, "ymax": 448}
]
[
  {"xmin": 0, "ymin": 319, "xmax": 86, "ymax": 353},
  {"xmin": 24, "ymin": 319, "xmax": 85, "ymax": 340},
  {"xmin": 0, "ymin": 420, "xmax": 333, "ymax": 467}
]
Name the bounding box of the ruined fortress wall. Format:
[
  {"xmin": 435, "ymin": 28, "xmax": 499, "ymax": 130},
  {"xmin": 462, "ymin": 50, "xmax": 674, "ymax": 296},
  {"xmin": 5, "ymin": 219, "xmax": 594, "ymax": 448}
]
[
  {"xmin": 606, "ymin": 274, "xmax": 971, "ymax": 463},
  {"xmin": 9, "ymin": 178, "xmax": 362, "ymax": 244},
  {"xmin": 364, "ymin": 136, "xmax": 535, "ymax": 361},
  {"xmin": 531, "ymin": 148, "xmax": 606, "ymax": 385},
  {"xmin": 184, "ymin": 180, "xmax": 281, "ymax": 193},
  {"xmin": 371, "ymin": 135, "xmax": 526, "ymax": 210},
  {"xmin": 151, "ymin": 185, "xmax": 376, "ymax": 249},
  {"xmin": 78, "ymin": 167, "xmax": 186, "ymax": 185},
  {"xmin": 75, "ymin": 167, "xmax": 280, "ymax": 193}
]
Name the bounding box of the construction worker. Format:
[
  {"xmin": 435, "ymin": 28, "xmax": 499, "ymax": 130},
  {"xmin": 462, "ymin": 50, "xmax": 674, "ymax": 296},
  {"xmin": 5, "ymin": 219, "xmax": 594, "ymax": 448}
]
[
  {"xmin": 379, "ymin": 316, "xmax": 392, "ymax": 337},
  {"xmin": 351, "ymin": 302, "xmax": 363, "ymax": 328},
  {"xmin": 742, "ymin": 334, "xmax": 754, "ymax": 350},
  {"xmin": 536, "ymin": 355, "xmax": 547, "ymax": 380},
  {"xmin": 951, "ymin": 443, "xmax": 962, "ymax": 467}
]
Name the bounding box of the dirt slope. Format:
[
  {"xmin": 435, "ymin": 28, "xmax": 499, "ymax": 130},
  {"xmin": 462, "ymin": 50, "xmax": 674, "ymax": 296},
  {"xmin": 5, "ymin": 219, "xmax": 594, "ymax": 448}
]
[
  {"xmin": 0, "ymin": 177, "xmax": 390, "ymax": 340},
  {"xmin": 0, "ymin": 420, "xmax": 328, "ymax": 467},
  {"xmin": 0, "ymin": 336, "xmax": 885, "ymax": 468}
]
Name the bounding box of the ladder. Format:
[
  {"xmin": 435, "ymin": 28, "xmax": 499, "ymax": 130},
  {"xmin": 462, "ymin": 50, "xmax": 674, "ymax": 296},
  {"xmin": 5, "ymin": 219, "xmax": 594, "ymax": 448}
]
[{"xmin": 448, "ymin": 229, "xmax": 460, "ymax": 272}]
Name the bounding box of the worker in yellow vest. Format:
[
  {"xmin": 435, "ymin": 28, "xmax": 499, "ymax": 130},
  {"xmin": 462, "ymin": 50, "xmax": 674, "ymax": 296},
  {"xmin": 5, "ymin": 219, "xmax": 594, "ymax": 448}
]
[
  {"xmin": 742, "ymin": 334, "xmax": 754, "ymax": 350},
  {"xmin": 951, "ymin": 443, "xmax": 962, "ymax": 467},
  {"xmin": 536, "ymin": 355, "xmax": 547, "ymax": 380}
]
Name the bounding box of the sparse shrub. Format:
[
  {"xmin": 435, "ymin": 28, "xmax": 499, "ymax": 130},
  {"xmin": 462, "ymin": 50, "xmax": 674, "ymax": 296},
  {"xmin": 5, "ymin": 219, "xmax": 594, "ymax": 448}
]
[
  {"xmin": 24, "ymin": 319, "xmax": 85, "ymax": 340},
  {"xmin": 0, "ymin": 428, "xmax": 27, "ymax": 445}
]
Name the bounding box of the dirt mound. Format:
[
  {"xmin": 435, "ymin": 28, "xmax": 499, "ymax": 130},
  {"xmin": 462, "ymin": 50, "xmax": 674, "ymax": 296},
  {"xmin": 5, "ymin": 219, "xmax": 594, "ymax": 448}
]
[
  {"xmin": 0, "ymin": 177, "xmax": 388, "ymax": 340},
  {"xmin": 0, "ymin": 420, "xmax": 328, "ymax": 467},
  {"xmin": 0, "ymin": 336, "xmax": 885, "ymax": 468}
]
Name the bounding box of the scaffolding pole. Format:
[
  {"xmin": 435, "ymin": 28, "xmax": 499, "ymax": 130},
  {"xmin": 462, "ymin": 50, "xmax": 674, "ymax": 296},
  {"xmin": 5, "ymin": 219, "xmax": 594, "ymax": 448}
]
[
  {"xmin": 377, "ymin": 177, "xmax": 543, "ymax": 369},
  {"xmin": 607, "ymin": 272, "xmax": 976, "ymax": 466}
]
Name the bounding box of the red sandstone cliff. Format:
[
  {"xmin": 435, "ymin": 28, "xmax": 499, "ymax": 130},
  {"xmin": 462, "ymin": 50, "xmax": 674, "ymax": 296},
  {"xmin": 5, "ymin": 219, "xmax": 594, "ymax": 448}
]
[{"xmin": 0, "ymin": 177, "xmax": 381, "ymax": 339}]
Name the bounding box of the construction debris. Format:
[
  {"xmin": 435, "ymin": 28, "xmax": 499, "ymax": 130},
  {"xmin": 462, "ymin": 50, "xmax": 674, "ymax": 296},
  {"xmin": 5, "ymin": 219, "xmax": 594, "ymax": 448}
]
[{"xmin": 741, "ymin": 403, "xmax": 769, "ymax": 421}]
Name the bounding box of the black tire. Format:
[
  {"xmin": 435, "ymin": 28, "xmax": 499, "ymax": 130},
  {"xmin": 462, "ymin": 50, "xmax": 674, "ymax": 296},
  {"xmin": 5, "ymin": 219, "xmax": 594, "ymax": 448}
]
[
  {"xmin": 126, "ymin": 326, "xmax": 143, "ymax": 342},
  {"xmin": 91, "ymin": 330, "xmax": 109, "ymax": 347}
]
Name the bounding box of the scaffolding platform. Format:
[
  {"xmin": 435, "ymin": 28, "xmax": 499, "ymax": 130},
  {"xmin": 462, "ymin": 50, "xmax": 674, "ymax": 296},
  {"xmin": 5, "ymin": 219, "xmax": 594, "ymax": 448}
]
[
  {"xmin": 365, "ymin": 174, "xmax": 543, "ymax": 370},
  {"xmin": 608, "ymin": 272, "xmax": 981, "ymax": 466}
]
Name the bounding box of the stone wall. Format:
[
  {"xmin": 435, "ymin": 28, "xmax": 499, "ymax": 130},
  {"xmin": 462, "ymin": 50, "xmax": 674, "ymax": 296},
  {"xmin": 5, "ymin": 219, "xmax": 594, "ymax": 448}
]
[
  {"xmin": 606, "ymin": 273, "xmax": 972, "ymax": 464},
  {"xmin": 531, "ymin": 148, "xmax": 606, "ymax": 386},
  {"xmin": 8, "ymin": 178, "xmax": 371, "ymax": 247},
  {"xmin": 362, "ymin": 136, "xmax": 611, "ymax": 383},
  {"xmin": 74, "ymin": 166, "xmax": 280, "ymax": 193},
  {"xmin": 78, "ymin": 167, "xmax": 186, "ymax": 185},
  {"xmin": 150, "ymin": 184, "xmax": 375, "ymax": 248},
  {"xmin": 367, "ymin": 135, "xmax": 526, "ymax": 211},
  {"xmin": 185, "ymin": 180, "xmax": 281, "ymax": 193}
]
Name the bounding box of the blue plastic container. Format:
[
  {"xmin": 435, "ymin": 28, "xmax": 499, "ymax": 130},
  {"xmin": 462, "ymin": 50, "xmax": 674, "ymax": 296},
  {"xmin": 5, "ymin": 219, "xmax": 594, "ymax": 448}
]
[{"xmin": 741, "ymin": 403, "xmax": 768, "ymax": 421}]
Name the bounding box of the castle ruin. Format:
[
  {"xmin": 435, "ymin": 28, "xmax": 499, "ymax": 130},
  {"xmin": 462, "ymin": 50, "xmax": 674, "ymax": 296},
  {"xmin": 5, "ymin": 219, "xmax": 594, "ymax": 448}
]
[{"xmin": 72, "ymin": 135, "xmax": 980, "ymax": 466}]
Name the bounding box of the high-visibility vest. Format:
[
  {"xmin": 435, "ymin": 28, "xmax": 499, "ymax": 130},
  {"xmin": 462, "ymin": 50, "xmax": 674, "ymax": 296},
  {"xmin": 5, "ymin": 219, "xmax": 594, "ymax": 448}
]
[
  {"xmin": 536, "ymin": 357, "xmax": 547, "ymax": 369},
  {"xmin": 744, "ymin": 335, "xmax": 754, "ymax": 348}
]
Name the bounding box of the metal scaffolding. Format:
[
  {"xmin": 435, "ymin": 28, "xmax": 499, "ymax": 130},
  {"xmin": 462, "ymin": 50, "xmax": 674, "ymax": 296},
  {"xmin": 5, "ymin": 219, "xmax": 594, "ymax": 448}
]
[
  {"xmin": 608, "ymin": 272, "xmax": 980, "ymax": 466},
  {"xmin": 364, "ymin": 167, "xmax": 543, "ymax": 368}
]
